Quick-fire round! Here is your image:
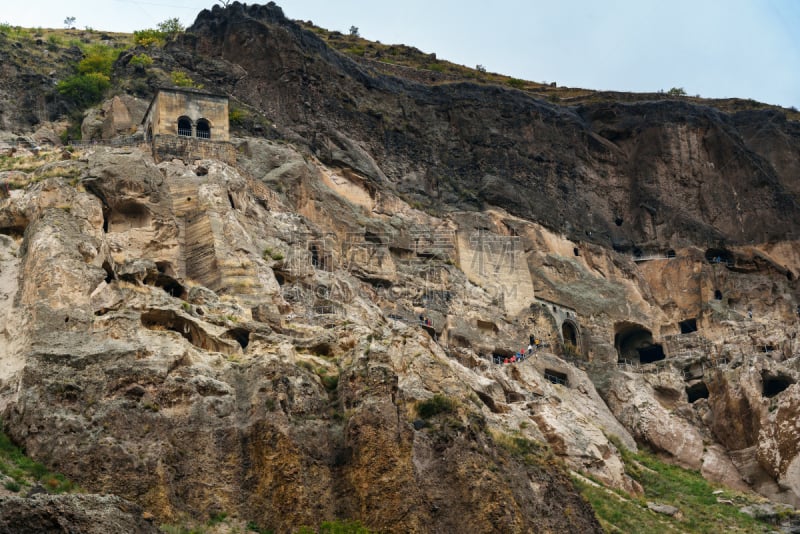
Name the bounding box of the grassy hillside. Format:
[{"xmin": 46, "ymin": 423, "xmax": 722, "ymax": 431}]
[{"xmin": 575, "ymin": 441, "xmax": 798, "ymax": 533}]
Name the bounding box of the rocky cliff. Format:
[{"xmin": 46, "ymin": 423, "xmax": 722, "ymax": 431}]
[{"xmin": 0, "ymin": 2, "xmax": 799, "ymax": 532}]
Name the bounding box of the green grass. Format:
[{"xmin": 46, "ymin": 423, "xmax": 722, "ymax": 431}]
[
  {"xmin": 0, "ymin": 421, "xmax": 75, "ymax": 493},
  {"xmin": 575, "ymin": 441, "xmax": 783, "ymax": 533}
]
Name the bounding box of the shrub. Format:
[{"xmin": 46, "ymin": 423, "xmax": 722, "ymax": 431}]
[
  {"xmin": 229, "ymin": 107, "xmax": 247, "ymax": 125},
  {"xmin": 416, "ymin": 394, "xmax": 455, "ymax": 419},
  {"xmin": 507, "ymin": 78, "xmax": 526, "ymax": 89},
  {"xmin": 46, "ymin": 34, "xmax": 62, "ymax": 51},
  {"xmin": 3, "ymin": 480, "xmax": 20, "ymax": 492},
  {"xmin": 133, "ymin": 28, "xmax": 166, "ymax": 47},
  {"xmin": 317, "ymin": 370, "xmax": 339, "ymax": 392},
  {"xmin": 56, "ymin": 72, "xmax": 110, "ymax": 108},
  {"xmin": 263, "ymin": 247, "xmax": 284, "ymax": 261},
  {"xmin": 667, "ymin": 86, "xmax": 687, "ymax": 96},
  {"xmin": 171, "ymin": 71, "xmax": 202, "ymax": 88},
  {"xmin": 77, "ymin": 44, "xmax": 119, "ymax": 77},
  {"xmin": 129, "ymin": 53, "xmax": 154, "ymax": 68}
]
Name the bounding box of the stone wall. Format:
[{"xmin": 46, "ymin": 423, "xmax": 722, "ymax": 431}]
[{"xmin": 151, "ymin": 135, "xmax": 236, "ymax": 164}]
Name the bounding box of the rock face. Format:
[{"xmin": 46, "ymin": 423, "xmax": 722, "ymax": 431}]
[
  {"xmin": 0, "ymin": 147, "xmax": 609, "ymax": 532},
  {"xmin": 174, "ymin": 3, "xmax": 800, "ymax": 249},
  {"xmin": 0, "ymin": 2, "xmax": 799, "ymax": 531},
  {"xmin": 0, "ymin": 494, "xmax": 158, "ymax": 534}
]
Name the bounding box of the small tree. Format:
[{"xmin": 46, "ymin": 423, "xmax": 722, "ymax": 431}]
[
  {"xmin": 63, "ymin": 16, "xmax": 75, "ymax": 29},
  {"xmin": 475, "ymin": 64, "xmax": 487, "ymax": 73},
  {"xmin": 349, "ymin": 25, "xmax": 359, "ymax": 38},
  {"xmin": 156, "ymin": 17, "xmax": 184, "ymax": 36},
  {"xmin": 217, "ymin": 0, "xmax": 232, "ymax": 6},
  {"xmin": 667, "ymin": 87, "xmax": 687, "ymax": 97}
]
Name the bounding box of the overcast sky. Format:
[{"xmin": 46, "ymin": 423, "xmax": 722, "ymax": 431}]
[{"xmin": 3, "ymin": 0, "xmax": 799, "ymax": 108}]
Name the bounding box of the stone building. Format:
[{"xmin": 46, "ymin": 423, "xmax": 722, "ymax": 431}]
[
  {"xmin": 141, "ymin": 87, "xmax": 235, "ymax": 163},
  {"xmin": 142, "ymin": 87, "xmax": 229, "ymax": 141}
]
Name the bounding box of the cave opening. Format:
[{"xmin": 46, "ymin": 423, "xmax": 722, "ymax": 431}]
[
  {"xmin": 108, "ymin": 201, "xmax": 151, "ymax": 233},
  {"xmin": 679, "ymin": 318, "xmax": 698, "ymax": 334},
  {"xmin": 686, "ymin": 382, "xmax": 710, "ymax": 403},
  {"xmin": 544, "ymin": 369, "xmax": 568, "ymax": 386},
  {"xmin": 562, "ymin": 320, "xmax": 578, "ymax": 347},
  {"xmin": 573, "ymin": 247, "xmax": 580, "ymax": 256},
  {"xmin": 143, "ymin": 271, "xmax": 186, "ymax": 299},
  {"xmin": 225, "ymin": 327, "xmax": 250, "ymax": 350},
  {"xmin": 615, "ymin": 322, "xmax": 665, "ymax": 364},
  {"xmin": 714, "ymin": 289, "xmax": 723, "ymax": 300},
  {"xmin": 101, "ymin": 261, "xmax": 115, "ymax": 284},
  {"xmin": 705, "ymin": 248, "xmax": 734, "ymax": 265},
  {"xmin": 637, "ymin": 344, "xmax": 665, "ymax": 363},
  {"xmin": 614, "ymin": 216, "xmax": 623, "ymax": 227},
  {"xmin": 155, "ymin": 261, "xmax": 176, "ymax": 277},
  {"xmin": 227, "ymin": 192, "xmax": 236, "ymax": 210},
  {"xmin": 762, "ymin": 373, "xmax": 794, "ymax": 398},
  {"xmin": 667, "ymin": 249, "xmax": 676, "ymax": 258}
]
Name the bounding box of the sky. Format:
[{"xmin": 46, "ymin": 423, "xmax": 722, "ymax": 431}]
[{"xmin": 2, "ymin": 0, "xmax": 799, "ymax": 108}]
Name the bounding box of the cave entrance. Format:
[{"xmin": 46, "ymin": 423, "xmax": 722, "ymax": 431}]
[
  {"xmin": 686, "ymin": 382, "xmax": 709, "ymax": 403},
  {"xmin": 544, "ymin": 369, "xmax": 568, "ymax": 386},
  {"xmin": 108, "ymin": 201, "xmax": 151, "ymax": 233},
  {"xmin": 713, "ymin": 289, "xmax": 723, "ymax": 301},
  {"xmin": 225, "ymin": 327, "xmax": 250, "ymax": 350},
  {"xmin": 561, "ymin": 320, "xmax": 579, "ymax": 351},
  {"xmin": 637, "ymin": 344, "xmax": 665, "ymax": 364},
  {"xmin": 102, "ymin": 261, "xmax": 115, "ymax": 284},
  {"xmin": 762, "ymin": 373, "xmax": 794, "ymax": 398},
  {"xmin": 705, "ymin": 248, "xmax": 734, "ymax": 266},
  {"xmin": 492, "ymin": 348, "xmax": 515, "ymax": 364},
  {"xmin": 679, "ymin": 318, "xmax": 698, "ymax": 334},
  {"xmin": 614, "ymin": 322, "xmax": 665, "ymax": 364}
]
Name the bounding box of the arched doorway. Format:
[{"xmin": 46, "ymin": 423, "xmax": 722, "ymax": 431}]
[
  {"xmin": 196, "ymin": 118, "xmax": 211, "ymax": 139},
  {"xmin": 562, "ymin": 320, "xmax": 579, "ymax": 350},
  {"xmin": 177, "ymin": 116, "xmax": 192, "ymax": 137}
]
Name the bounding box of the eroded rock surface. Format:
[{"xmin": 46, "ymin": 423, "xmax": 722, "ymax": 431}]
[{"xmin": 0, "ymin": 2, "xmax": 799, "ymax": 531}]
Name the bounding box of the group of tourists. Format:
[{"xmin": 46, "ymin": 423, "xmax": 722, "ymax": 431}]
[{"xmin": 492, "ymin": 337, "xmax": 542, "ymax": 364}]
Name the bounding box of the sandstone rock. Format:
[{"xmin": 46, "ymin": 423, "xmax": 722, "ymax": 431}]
[{"xmin": 647, "ymin": 502, "xmax": 680, "ymax": 516}]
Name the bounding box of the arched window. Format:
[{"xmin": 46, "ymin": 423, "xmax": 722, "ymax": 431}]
[
  {"xmin": 177, "ymin": 116, "xmax": 192, "ymax": 137},
  {"xmin": 196, "ymin": 119, "xmax": 211, "ymax": 139}
]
